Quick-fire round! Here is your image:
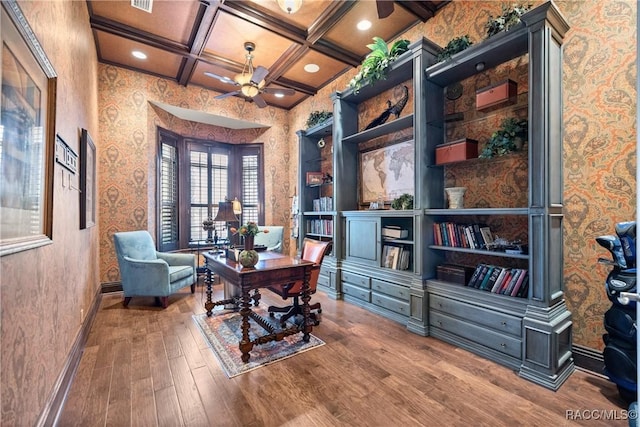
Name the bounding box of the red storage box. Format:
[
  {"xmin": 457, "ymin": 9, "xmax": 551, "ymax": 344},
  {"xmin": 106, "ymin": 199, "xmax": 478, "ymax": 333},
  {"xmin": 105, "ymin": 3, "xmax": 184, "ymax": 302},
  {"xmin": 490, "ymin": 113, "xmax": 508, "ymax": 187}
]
[
  {"xmin": 435, "ymin": 138, "xmax": 478, "ymax": 165},
  {"xmin": 476, "ymin": 79, "xmax": 517, "ymax": 111}
]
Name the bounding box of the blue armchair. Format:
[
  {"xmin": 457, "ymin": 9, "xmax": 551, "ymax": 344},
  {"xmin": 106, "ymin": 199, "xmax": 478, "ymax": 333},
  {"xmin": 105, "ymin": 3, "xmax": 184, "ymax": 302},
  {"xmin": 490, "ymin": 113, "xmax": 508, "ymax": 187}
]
[
  {"xmin": 113, "ymin": 230, "xmax": 197, "ymax": 308},
  {"xmin": 253, "ymin": 225, "xmax": 284, "ymax": 253}
]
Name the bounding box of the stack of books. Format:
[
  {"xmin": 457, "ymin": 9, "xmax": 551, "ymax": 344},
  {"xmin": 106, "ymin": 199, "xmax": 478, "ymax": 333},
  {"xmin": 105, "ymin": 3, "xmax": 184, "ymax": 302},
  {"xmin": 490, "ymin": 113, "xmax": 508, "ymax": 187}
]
[
  {"xmin": 312, "ymin": 196, "xmax": 333, "ymax": 212},
  {"xmin": 466, "ymin": 264, "xmax": 529, "ymax": 298}
]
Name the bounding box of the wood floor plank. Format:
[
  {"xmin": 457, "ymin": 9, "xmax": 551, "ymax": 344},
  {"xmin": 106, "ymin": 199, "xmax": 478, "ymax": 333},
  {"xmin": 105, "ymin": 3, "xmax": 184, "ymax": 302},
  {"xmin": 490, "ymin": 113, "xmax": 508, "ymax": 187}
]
[
  {"xmin": 59, "ymin": 288, "xmax": 629, "ymax": 426},
  {"xmin": 154, "ymin": 386, "xmax": 184, "ymax": 427},
  {"xmin": 131, "ymin": 377, "xmax": 157, "ymax": 427},
  {"xmin": 167, "ymin": 356, "xmax": 209, "ymax": 426}
]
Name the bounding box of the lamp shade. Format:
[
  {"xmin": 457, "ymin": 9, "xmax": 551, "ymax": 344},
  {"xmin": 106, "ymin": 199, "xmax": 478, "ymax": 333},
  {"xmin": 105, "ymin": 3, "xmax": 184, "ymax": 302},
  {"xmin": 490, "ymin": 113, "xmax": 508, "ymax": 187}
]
[{"xmin": 213, "ymin": 201, "xmax": 239, "ymax": 222}]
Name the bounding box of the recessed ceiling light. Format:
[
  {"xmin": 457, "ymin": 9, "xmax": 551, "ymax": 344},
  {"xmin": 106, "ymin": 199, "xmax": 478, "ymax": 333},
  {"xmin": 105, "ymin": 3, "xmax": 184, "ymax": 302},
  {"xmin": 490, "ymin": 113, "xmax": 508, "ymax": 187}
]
[
  {"xmin": 357, "ymin": 20, "xmax": 372, "ymax": 31},
  {"xmin": 274, "ymin": 93, "xmax": 285, "ymax": 98},
  {"xmin": 132, "ymin": 50, "xmax": 147, "ymax": 60},
  {"xmin": 304, "ymin": 63, "xmax": 320, "ymax": 73}
]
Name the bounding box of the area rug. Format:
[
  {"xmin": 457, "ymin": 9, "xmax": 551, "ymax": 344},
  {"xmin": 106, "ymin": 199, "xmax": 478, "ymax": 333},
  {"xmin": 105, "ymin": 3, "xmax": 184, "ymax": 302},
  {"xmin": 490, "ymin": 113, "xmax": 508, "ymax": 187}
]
[{"xmin": 193, "ymin": 307, "xmax": 325, "ymax": 378}]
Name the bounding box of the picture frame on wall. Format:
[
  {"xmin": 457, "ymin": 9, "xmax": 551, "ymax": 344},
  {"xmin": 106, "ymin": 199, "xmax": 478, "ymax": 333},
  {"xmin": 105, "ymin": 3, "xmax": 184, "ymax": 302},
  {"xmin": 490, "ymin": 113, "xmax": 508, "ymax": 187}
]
[
  {"xmin": 359, "ymin": 139, "xmax": 414, "ymax": 205},
  {"xmin": 0, "ymin": 0, "xmax": 57, "ymax": 256},
  {"xmin": 79, "ymin": 129, "xmax": 96, "ymax": 229}
]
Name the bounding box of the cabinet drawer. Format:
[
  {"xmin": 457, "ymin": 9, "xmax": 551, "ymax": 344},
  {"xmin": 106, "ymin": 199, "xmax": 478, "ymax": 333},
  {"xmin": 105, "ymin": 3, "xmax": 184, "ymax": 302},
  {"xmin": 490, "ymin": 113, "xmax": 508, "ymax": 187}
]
[
  {"xmin": 430, "ymin": 311, "xmax": 522, "ymax": 359},
  {"xmin": 342, "ymin": 283, "xmax": 371, "ymax": 302},
  {"xmin": 372, "ymin": 292, "xmax": 410, "ymax": 316},
  {"xmin": 371, "ymin": 279, "xmax": 409, "ymax": 301},
  {"xmin": 430, "ymin": 294, "xmax": 522, "ymax": 337},
  {"xmin": 342, "ymin": 271, "xmax": 371, "ymax": 288},
  {"xmin": 317, "ymin": 273, "xmax": 331, "ymax": 288}
]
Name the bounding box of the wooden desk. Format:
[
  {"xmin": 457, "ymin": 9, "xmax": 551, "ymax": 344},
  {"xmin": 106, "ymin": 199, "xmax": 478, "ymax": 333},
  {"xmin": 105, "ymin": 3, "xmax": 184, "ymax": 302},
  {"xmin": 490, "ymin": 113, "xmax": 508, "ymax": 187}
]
[{"xmin": 203, "ymin": 251, "xmax": 315, "ymax": 363}]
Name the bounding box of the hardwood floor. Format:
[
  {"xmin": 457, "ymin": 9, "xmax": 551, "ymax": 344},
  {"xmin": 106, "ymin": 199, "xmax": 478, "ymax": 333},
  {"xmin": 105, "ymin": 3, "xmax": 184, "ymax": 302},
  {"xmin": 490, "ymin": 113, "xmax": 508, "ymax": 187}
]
[{"xmin": 58, "ymin": 281, "xmax": 630, "ymax": 426}]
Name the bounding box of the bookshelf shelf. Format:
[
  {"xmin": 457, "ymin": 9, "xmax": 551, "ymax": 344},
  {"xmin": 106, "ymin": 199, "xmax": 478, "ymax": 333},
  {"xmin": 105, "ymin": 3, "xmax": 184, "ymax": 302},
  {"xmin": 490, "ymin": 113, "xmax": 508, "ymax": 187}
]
[{"xmin": 428, "ymin": 245, "xmax": 529, "ymax": 260}]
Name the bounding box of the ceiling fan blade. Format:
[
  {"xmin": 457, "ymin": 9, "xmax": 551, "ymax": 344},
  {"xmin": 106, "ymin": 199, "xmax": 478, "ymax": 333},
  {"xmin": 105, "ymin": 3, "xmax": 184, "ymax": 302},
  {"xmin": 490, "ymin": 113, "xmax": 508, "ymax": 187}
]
[
  {"xmin": 262, "ymin": 87, "xmax": 296, "ymax": 96},
  {"xmin": 376, "ymin": 0, "xmax": 394, "ymax": 19},
  {"xmin": 252, "ymin": 94, "xmax": 267, "ymax": 108},
  {"xmin": 214, "ymin": 90, "xmax": 241, "ymax": 100},
  {"xmin": 250, "ymin": 66, "xmax": 269, "ymax": 84},
  {"xmin": 204, "ymin": 71, "xmax": 238, "ymax": 86}
]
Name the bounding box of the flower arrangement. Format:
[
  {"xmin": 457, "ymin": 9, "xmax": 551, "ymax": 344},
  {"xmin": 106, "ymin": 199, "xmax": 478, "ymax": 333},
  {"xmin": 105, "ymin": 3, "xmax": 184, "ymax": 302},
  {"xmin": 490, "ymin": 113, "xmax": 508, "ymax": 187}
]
[{"xmin": 230, "ymin": 221, "xmax": 269, "ymax": 237}]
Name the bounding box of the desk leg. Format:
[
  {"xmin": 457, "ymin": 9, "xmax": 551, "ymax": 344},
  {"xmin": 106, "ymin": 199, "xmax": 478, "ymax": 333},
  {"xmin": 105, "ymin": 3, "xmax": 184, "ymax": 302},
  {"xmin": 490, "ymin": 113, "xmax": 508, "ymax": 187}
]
[
  {"xmin": 239, "ymin": 288, "xmax": 254, "ymax": 363},
  {"xmin": 300, "ymin": 268, "xmax": 312, "ymax": 342},
  {"xmin": 205, "ymin": 267, "xmax": 215, "ymax": 316}
]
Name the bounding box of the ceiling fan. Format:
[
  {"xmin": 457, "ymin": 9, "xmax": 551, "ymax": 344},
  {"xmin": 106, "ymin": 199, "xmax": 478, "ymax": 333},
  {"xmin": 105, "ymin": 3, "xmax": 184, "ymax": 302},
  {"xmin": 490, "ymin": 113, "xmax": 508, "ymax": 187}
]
[{"xmin": 206, "ymin": 42, "xmax": 295, "ymax": 108}]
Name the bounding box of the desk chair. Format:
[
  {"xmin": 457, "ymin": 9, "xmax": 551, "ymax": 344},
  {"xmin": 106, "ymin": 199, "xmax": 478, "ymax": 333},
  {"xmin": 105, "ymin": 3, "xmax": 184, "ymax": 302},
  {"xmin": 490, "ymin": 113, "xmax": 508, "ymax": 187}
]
[
  {"xmin": 113, "ymin": 230, "xmax": 197, "ymax": 308},
  {"xmin": 254, "ymin": 225, "xmax": 284, "ymax": 252},
  {"xmin": 267, "ymin": 238, "xmax": 331, "ymax": 325}
]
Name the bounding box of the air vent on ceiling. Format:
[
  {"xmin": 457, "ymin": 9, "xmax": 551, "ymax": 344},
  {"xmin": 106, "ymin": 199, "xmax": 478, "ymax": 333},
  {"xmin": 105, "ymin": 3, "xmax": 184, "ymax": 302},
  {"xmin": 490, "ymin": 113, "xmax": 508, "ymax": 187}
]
[{"xmin": 131, "ymin": 0, "xmax": 153, "ymax": 13}]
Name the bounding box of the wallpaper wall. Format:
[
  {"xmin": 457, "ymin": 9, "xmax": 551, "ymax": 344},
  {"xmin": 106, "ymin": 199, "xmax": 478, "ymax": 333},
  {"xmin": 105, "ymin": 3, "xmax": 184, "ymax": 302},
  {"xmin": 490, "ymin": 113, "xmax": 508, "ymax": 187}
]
[{"xmin": 1, "ymin": 1, "xmax": 100, "ymax": 425}]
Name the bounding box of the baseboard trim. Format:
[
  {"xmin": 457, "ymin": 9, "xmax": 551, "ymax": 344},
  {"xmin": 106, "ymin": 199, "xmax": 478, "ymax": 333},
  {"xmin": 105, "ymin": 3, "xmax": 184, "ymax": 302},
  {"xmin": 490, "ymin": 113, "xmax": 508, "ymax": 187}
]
[
  {"xmin": 101, "ymin": 281, "xmax": 122, "ymax": 293},
  {"xmin": 36, "ymin": 287, "xmax": 102, "ymax": 427},
  {"xmin": 572, "ymin": 344, "xmax": 605, "ymax": 376}
]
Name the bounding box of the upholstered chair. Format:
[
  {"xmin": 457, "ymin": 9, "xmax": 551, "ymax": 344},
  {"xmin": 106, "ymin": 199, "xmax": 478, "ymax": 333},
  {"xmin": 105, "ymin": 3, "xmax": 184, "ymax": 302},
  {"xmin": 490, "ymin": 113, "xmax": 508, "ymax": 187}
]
[
  {"xmin": 113, "ymin": 230, "xmax": 197, "ymax": 308},
  {"xmin": 267, "ymin": 238, "xmax": 332, "ymax": 325},
  {"xmin": 253, "ymin": 225, "xmax": 284, "ymax": 252}
]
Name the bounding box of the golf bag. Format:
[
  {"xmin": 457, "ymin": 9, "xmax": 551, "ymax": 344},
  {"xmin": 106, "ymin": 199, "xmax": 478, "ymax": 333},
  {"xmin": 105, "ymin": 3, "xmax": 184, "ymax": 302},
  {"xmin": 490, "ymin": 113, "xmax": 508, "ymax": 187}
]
[{"xmin": 597, "ymin": 221, "xmax": 637, "ymax": 404}]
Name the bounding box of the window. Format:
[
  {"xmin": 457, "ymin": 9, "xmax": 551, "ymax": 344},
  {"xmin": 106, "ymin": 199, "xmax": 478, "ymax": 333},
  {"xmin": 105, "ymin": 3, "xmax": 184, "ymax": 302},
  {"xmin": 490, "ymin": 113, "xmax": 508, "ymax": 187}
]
[{"xmin": 157, "ymin": 128, "xmax": 264, "ymax": 251}]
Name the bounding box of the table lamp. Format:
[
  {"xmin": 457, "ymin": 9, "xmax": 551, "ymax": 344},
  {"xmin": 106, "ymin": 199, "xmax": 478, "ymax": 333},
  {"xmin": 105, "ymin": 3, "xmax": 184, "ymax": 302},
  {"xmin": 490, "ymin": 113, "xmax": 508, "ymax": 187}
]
[{"xmin": 213, "ymin": 200, "xmax": 239, "ymax": 246}]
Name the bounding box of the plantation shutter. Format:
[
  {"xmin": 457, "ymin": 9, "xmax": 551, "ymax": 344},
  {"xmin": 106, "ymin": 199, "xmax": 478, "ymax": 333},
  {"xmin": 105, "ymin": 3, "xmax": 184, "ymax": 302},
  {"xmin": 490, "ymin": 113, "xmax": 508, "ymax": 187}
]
[{"xmin": 159, "ymin": 132, "xmax": 179, "ymax": 251}]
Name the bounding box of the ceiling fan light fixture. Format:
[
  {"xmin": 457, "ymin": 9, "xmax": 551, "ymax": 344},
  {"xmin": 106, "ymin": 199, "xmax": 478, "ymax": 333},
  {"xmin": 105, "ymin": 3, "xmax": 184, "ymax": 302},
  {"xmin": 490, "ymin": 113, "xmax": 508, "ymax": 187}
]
[{"xmin": 276, "ymin": 0, "xmax": 302, "ymax": 14}]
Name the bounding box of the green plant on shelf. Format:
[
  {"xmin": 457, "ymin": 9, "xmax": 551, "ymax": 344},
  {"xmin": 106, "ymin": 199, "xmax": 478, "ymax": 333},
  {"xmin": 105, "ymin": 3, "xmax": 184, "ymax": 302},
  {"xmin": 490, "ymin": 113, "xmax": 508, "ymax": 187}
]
[
  {"xmin": 479, "ymin": 117, "xmax": 528, "ymax": 158},
  {"xmin": 348, "ymin": 37, "xmax": 410, "ymax": 94},
  {"xmin": 436, "ymin": 35, "xmax": 474, "ymax": 63},
  {"xmin": 484, "ymin": 4, "xmax": 532, "ymax": 39},
  {"xmin": 306, "ymin": 110, "xmax": 333, "ymax": 129},
  {"xmin": 391, "ymin": 193, "xmax": 414, "ymax": 210}
]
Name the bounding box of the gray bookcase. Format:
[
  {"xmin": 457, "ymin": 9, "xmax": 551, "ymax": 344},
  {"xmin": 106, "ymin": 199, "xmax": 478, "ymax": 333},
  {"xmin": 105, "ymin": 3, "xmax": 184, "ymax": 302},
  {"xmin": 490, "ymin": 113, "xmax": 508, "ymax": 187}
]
[{"xmin": 296, "ymin": 0, "xmax": 573, "ymax": 391}]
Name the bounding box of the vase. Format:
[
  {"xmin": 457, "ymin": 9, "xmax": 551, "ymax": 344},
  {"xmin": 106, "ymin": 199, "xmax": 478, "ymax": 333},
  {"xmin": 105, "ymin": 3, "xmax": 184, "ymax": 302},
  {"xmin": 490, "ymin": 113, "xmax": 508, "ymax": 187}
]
[
  {"xmin": 445, "ymin": 187, "xmax": 466, "ymax": 209},
  {"xmin": 239, "ymin": 235, "xmax": 258, "ymax": 268}
]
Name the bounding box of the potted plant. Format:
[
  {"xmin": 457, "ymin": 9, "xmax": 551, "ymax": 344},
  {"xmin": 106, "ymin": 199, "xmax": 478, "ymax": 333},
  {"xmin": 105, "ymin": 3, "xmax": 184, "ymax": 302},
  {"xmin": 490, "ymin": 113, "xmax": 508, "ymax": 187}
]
[
  {"xmin": 479, "ymin": 117, "xmax": 528, "ymax": 158},
  {"xmin": 306, "ymin": 110, "xmax": 333, "ymax": 129},
  {"xmin": 348, "ymin": 37, "xmax": 410, "ymax": 93},
  {"xmin": 484, "ymin": 4, "xmax": 531, "ymax": 39},
  {"xmin": 391, "ymin": 193, "xmax": 414, "ymax": 210},
  {"xmin": 436, "ymin": 35, "xmax": 474, "ymax": 63}
]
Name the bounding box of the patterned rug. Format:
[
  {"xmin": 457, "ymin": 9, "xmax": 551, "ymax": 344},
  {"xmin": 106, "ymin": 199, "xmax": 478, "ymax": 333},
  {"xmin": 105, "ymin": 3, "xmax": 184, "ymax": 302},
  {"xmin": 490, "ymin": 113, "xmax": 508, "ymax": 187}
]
[{"xmin": 193, "ymin": 307, "xmax": 325, "ymax": 378}]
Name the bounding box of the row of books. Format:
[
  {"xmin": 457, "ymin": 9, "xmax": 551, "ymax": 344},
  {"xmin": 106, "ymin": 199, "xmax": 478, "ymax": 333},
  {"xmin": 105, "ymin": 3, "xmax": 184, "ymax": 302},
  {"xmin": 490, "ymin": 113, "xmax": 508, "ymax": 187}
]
[
  {"xmin": 306, "ymin": 219, "xmax": 333, "ymax": 236},
  {"xmin": 467, "ymin": 264, "xmax": 529, "ymax": 298},
  {"xmin": 382, "ymin": 245, "xmax": 411, "ymax": 270},
  {"xmin": 433, "ymin": 222, "xmax": 494, "ymax": 250},
  {"xmin": 312, "ymin": 197, "xmax": 333, "ymax": 212}
]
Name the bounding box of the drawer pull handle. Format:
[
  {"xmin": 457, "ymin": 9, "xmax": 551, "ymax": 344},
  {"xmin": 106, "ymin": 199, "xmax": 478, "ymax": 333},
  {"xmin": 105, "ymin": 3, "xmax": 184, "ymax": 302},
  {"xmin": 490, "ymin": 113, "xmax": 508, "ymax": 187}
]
[
  {"xmin": 501, "ymin": 321, "xmax": 507, "ymax": 326},
  {"xmin": 500, "ymin": 343, "xmax": 506, "ymax": 348}
]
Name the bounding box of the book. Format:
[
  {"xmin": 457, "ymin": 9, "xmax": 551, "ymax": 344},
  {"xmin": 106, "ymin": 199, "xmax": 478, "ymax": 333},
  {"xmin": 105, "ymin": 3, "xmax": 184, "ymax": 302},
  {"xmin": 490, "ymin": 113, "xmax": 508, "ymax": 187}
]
[
  {"xmin": 490, "ymin": 268, "xmax": 509, "ymax": 293},
  {"xmin": 478, "ymin": 266, "xmax": 495, "ymax": 290},
  {"xmin": 467, "ymin": 264, "xmax": 485, "ymax": 287},
  {"xmin": 480, "ymin": 226, "xmax": 494, "ymax": 248},
  {"xmin": 502, "ymin": 269, "xmax": 522, "ymax": 295},
  {"xmin": 386, "ymin": 246, "xmax": 401, "ymax": 269},
  {"xmin": 496, "ymin": 269, "xmax": 514, "ymax": 294},
  {"xmin": 510, "ymin": 269, "xmax": 528, "ymax": 297},
  {"xmin": 482, "ymin": 266, "xmax": 502, "ymax": 291},
  {"xmin": 473, "ymin": 265, "xmax": 491, "ymax": 288}
]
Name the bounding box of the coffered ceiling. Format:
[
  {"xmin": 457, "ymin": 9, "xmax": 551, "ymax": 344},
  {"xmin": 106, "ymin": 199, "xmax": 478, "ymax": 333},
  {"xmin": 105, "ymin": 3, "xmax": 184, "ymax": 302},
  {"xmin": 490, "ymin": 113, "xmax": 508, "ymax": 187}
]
[{"xmin": 88, "ymin": 0, "xmax": 448, "ymax": 110}]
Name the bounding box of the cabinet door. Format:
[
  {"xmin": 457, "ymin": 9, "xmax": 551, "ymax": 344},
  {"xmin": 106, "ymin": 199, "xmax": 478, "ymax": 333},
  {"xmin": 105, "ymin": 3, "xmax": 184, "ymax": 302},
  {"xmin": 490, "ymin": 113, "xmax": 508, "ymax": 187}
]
[{"xmin": 346, "ymin": 217, "xmax": 380, "ymax": 265}]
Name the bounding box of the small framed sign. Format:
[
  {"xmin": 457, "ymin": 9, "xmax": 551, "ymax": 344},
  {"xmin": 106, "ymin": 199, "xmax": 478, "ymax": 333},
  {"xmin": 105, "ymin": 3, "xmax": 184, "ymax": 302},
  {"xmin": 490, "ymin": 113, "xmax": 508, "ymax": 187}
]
[{"xmin": 306, "ymin": 172, "xmax": 324, "ymax": 186}]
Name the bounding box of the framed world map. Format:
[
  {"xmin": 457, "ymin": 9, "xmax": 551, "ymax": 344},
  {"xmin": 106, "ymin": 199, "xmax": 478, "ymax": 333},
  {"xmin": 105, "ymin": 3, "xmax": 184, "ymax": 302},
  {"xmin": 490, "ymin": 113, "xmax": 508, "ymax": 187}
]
[{"xmin": 359, "ymin": 140, "xmax": 414, "ymax": 204}]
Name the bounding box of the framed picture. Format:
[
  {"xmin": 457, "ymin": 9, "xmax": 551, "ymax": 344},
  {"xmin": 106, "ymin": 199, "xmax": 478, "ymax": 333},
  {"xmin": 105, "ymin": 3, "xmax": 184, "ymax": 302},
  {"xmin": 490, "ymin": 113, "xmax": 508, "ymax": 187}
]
[
  {"xmin": 306, "ymin": 171, "xmax": 324, "ymax": 186},
  {"xmin": 1, "ymin": 0, "xmax": 57, "ymax": 256},
  {"xmin": 80, "ymin": 129, "xmax": 96, "ymax": 229},
  {"xmin": 359, "ymin": 140, "xmax": 414, "ymax": 204}
]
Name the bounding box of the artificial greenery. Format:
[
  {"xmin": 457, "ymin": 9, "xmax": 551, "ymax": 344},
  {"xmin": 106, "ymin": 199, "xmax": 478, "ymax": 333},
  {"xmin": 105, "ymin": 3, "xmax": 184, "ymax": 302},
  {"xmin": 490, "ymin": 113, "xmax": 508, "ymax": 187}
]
[
  {"xmin": 436, "ymin": 35, "xmax": 474, "ymax": 63},
  {"xmin": 479, "ymin": 117, "xmax": 528, "ymax": 158},
  {"xmin": 306, "ymin": 110, "xmax": 333, "ymax": 129},
  {"xmin": 485, "ymin": 4, "xmax": 532, "ymax": 38},
  {"xmin": 348, "ymin": 37, "xmax": 410, "ymax": 93},
  {"xmin": 391, "ymin": 193, "xmax": 414, "ymax": 210}
]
